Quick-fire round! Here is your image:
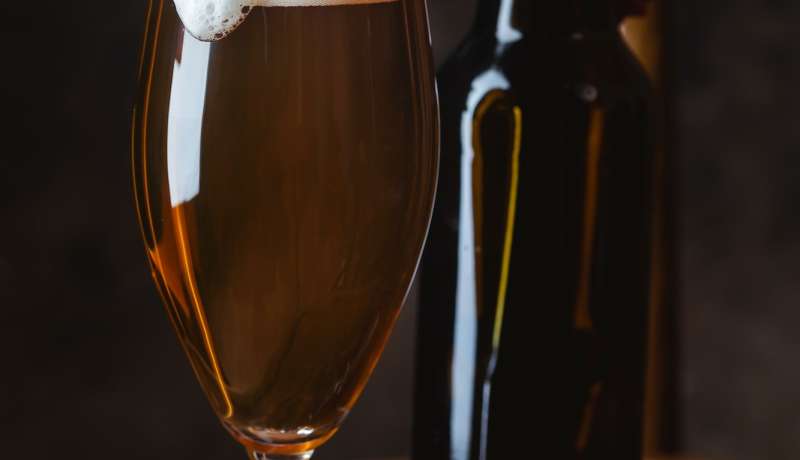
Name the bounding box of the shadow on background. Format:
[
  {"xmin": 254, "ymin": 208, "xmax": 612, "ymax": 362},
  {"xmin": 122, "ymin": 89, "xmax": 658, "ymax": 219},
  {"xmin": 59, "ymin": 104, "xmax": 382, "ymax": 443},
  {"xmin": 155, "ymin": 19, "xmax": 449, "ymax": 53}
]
[{"xmin": 0, "ymin": 1, "xmax": 798, "ymax": 460}]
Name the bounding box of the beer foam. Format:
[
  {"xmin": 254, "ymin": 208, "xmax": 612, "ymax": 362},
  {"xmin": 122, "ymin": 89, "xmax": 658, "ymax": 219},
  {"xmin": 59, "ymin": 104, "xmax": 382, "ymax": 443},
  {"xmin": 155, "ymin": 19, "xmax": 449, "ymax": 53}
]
[{"xmin": 173, "ymin": 0, "xmax": 397, "ymax": 42}]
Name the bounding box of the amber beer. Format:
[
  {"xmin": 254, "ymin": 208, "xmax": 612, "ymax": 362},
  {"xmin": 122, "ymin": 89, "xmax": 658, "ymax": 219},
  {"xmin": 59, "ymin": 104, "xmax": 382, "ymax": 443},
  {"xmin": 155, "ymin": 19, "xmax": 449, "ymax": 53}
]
[{"xmin": 133, "ymin": 0, "xmax": 436, "ymax": 451}]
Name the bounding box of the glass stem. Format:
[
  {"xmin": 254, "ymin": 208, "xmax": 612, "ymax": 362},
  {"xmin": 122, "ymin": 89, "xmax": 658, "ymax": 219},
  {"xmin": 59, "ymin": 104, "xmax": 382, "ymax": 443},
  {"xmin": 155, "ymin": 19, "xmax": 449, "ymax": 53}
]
[{"xmin": 247, "ymin": 449, "xmax": 314, "ymax": 460}]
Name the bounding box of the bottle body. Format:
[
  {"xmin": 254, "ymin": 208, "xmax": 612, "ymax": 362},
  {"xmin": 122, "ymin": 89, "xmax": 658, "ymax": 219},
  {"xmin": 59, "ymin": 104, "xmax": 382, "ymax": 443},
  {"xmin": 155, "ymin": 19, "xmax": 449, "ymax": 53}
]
[
  {"xmin": 622, "ymin": 4, "xmax": 681, "ymax": 454},
  {"xmin": 413, "ymin": 5, "xmax": 654, "ymax": 459}
]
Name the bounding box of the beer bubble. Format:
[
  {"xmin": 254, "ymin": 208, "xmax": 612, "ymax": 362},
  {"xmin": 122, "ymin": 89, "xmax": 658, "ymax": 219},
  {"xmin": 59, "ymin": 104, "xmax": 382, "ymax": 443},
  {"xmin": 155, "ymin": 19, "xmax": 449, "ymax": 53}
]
[{"xmin": 173, "ymin": 0, "xmax": 398, "ymax": 42}]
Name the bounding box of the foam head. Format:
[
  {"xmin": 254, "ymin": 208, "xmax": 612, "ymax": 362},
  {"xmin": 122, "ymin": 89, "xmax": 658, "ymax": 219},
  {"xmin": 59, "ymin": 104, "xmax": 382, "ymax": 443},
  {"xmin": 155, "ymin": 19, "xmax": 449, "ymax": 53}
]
[
  {"xmin": 172, "ymin": 0, "xmax": 253, "ymax": 41},
  {"xmin": 173, "ymin": 0, "xmax": 397, "ymax": 42}
]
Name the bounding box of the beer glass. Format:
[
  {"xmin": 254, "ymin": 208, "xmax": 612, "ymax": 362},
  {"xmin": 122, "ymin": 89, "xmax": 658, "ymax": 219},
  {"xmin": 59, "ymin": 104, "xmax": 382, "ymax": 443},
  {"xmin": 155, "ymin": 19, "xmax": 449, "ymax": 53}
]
[{"xmin": 131, "ymin": 1, "xmax": 438, "ymax": 458}]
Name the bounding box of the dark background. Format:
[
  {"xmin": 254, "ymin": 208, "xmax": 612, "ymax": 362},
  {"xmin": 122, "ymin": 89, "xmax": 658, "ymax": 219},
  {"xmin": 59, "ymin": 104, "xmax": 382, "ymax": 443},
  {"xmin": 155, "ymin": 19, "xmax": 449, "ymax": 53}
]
[
  {"xmin": 672, "ymin": 2, "xmax": 800, "ymax": 459},
  {"xmin": 1, "ymin": 1, "xmax": 798, "ymax": 459}
]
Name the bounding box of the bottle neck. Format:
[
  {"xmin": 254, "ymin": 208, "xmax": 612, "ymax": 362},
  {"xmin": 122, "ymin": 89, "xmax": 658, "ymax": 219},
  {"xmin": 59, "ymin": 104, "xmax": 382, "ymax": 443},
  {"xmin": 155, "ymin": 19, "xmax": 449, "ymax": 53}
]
[{"xmin": 471, "ymin": 0, "xmax": 623, "ymax": 40}]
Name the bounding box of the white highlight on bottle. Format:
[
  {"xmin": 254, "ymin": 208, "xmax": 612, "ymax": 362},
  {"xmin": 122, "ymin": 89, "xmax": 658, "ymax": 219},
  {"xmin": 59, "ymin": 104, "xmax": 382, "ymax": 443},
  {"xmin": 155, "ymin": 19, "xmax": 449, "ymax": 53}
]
[
  {"xmin": 173, "ymin": 0, "xmax": 398, "ymax": 42},
  {"xmin": 495, "ymin": 0, "xmax": 522, "ymax": 44},
  {"xmin": 450, "ymin": 68, "xmax": 511, "ymax": 460}
]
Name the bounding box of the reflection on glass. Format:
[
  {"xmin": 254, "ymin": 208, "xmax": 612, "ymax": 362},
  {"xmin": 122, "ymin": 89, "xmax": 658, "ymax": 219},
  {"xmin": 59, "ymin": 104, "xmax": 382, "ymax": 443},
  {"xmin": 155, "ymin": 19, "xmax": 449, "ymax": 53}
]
[
  {"xmin": 167, "ymin": 30, "xmax": 208, "ymax": 206},
  {"xmin": 452, "ymin": 68, "xmax": 511, "ymax": 459}
]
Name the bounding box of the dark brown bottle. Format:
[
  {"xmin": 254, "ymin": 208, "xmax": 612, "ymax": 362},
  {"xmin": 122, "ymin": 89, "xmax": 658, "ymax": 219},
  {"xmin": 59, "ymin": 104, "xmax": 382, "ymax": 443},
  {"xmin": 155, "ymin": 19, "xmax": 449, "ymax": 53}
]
[{"xmin": 413, "ymin": 1, "xmax": 655, "ymax": 459}]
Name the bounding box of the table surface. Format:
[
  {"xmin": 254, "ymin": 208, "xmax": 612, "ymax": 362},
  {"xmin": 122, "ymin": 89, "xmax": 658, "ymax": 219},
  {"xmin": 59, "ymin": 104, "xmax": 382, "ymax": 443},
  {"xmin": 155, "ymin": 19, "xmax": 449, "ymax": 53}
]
[{"xmin": 369, "ymin": 457, "xmax": 703, "ymax": 460}]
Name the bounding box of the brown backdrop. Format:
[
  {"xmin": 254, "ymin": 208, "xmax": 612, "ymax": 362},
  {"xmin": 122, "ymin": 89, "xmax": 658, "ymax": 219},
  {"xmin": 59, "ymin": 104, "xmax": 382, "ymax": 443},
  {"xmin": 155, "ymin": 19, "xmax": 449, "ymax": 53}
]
[{"xmin": 1, "ymin": 1, "xmax": 799, "ymax": 460}]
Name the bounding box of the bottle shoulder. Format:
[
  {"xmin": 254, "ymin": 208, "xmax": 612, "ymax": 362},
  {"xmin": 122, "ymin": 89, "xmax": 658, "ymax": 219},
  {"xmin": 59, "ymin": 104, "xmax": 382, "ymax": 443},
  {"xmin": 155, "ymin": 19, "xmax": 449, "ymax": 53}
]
[
  {"xmin": 437, "ymin": 30, "xmax": 651, "ymax": 110},
  {"xmin": 437, "ymin": 34, "xmax": 499, "ymax": 97},
  {"xmin": 502, "ymin": 33, "xmax": 652, "ymax": 105}
]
